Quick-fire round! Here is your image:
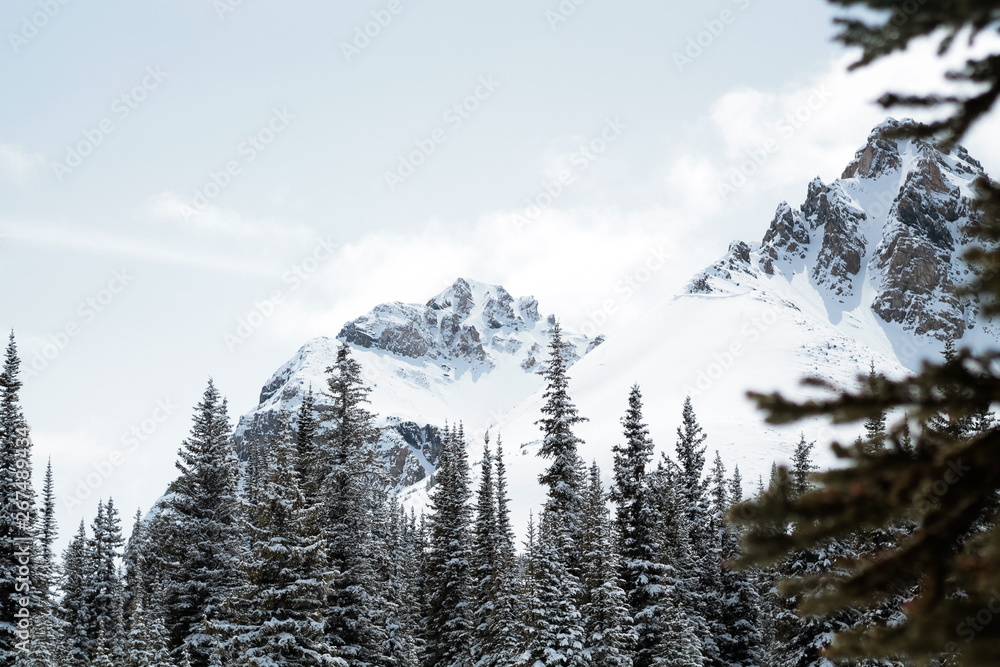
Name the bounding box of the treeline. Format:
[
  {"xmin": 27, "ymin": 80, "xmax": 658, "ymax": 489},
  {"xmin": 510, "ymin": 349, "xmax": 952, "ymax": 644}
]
[{"xmin": 0, "ymin": 328, "xmax": 946, "ymax": 667}]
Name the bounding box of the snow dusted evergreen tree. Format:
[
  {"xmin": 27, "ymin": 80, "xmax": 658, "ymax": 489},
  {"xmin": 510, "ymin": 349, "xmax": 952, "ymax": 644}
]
[
  {"xmin": 610, "ymin": 384, "xmax": 664, "ymax": 667},
  {"xmin": 517, "ymin": 513, "xmax": 586, "ymax": 667},
  {"xmin": 754, "ymin": 441, "xmax": 858, "ymax": 667},
  {"xmin": 382, "ymin": 500, "xmax": 418, "ymax": 667},
  {"xmin": 424, "ymin": 424, "xmax": 473, "ymax": 667},
  {"xmin": 470, "ymin": 433, "xmax": 498, "ymax": 666},
  {"xmin": 61, "ymin": 521, "xmax": 93, "ymax": 666},
  {"xmin": 535, "ymin": 322, "xmax": 587, "ymax": 572},
  {"xmin": 227, "ymin": 411, "xmax": 343, "ymax": 666},
  {"xmin": 122, "ymin": 509, "xmax": 149, "ymax": 624},
  {"xmin": 655, "ymin": 592, "xmax": 704, "ymax": 667},
  {"xmin": 123, "ymin": 561, "xmax": 172, "ymax": 667},
  {"xmin": 579, "ymin": 462, "xmax": 634, "ymax": 667},
  {"xmin": 15, "ymin": 606, "xmax": 60, "ymax": 667},
  {"xmin": 36, "ymin": 461, "xmax": 56, "ymax": 606},
  {"xmin": 790, "ymin": 435, "xmax": 816, "ymax": 500},
  {"xmin": 295, "ymin": 385, "xmax": 324, "ymax": 507},
  {"xmin": 671, "ymin": 398, "xmax": 716, "ymax": 665},
  {"xmin": 485, "ymin": 437, "xmax": 521, "ymax": 666},
  {"xmin": 323, "ymin": 342, "xmax": 389, "ymax": 665},
  {"xmin": 649, "ymin": 455, "xmax": 708, "ymax": 667},
  {"xmin": 87, "ymin": 627, "xmax": 115, "ymax": 667},
  {"xmin": 156, "ymin": 379, "xmax": 243, "ymax": 666},
  {"xmin": 0, "ymin": 333, "xmax": 40, "ymax": 664},
  {"xmin": 708, "ymin": 452, "xmax": 761, "ymax": 667},
  {"xmin": 87, "ymin": 499, "xmax": 124, "ymax": 663},
  {"xmin": 15, "ymin": 458, "xmax": 62, "ymax": 667}
]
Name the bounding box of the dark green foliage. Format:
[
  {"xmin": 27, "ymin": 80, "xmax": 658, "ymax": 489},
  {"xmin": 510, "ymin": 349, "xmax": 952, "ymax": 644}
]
[
  {"xmin": 323, "ymin": 343, "xmax": 390, "ymax": 665},
  {"xmin": 610, "ymin": 385, "xmax": 664, "ymax": 667},
  {"xmin": 579, "ymin": 462, "xmax": 634, "ymax": 666},
  {"xmin": 536, "ymin": 322, "xmax": 587, "ymax": 558},
  {"xmin": 155, "ymin": 380, "xmax": 243, "ymax": 667},
  {"xmin": 424, "ymin": 425, "xmax": 474, "ymax": 667},
  {"xmin": 227, "ymin": 412, "xmax": 342, "ymax": 666}
]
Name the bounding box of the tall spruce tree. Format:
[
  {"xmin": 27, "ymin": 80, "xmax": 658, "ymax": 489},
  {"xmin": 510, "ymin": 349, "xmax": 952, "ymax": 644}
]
[
  {"xmin": 673, "ymin": 398, "xmax": 717, "ymax": 666},
  {"xmin": 471, "ymin": 433, "xmax": 499, "ymax": 666},
  {"xmin": 16, "ymin": 458, "xmax": 62, "ymax": 667},
  {"xmin": 609, "ymin": 385, "xmax": 664, "ymax": 667},
  {"xmin": 156, "ymin": 380, "xmax": 243, "ymax": 666},
  {"xmin": 61, "ymin": 521, "xmax": 94, "ymax": 666},
  {"xmin": 36, "ymin": 461, "xmax": 56, "ymax": 606},
  {"xmin": 535, "ymin": 322, "xmax": 587, "ymax": 569},
  {"xmin": 649, "ymin": 455, "xmax": 710, "ymax": 666},
  {"xmin": 295, "ymin": 385, "xmax": 324, "ymax": 507},
  {"xmin": 516, "ymin": 512, "xmax": 586, "ymax": 667},
  {"xmin": 382, "ymin": 501, "xmax": 419, "ymax": 667},
  {"xmin": 0, "ymin": 333, "xmax": 39, "ymax": 665},
  {"xmin": 579, "ymin": 462, "xmax": 634, "ymax": 667},
  {"xmin": 709, "ymin": 452, "xmax": 762, "ymax": 667},
  {"xmin": 228, "ymin": 412, "xmax": 343, "ymax": 666},
  {"xmin": 87, "ymin": 499, "xmax": 124, "ymax": 662},
  {"xmin": 488, "ymin": 437, "xmax": 521, "ymax": 666},
  {"xmin": 424, "ymin": 425, "xmax": 474, "ymax": 667},
  {"xmin": 323, "ymin": 342, "xmax": 389, "ymax": 665}
]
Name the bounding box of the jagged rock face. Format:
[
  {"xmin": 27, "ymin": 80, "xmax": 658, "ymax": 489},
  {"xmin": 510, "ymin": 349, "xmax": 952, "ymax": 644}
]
[
  {"xmin": 689, "ymin": 241, "xmax": 758, "ymax": 294},
  {"xmin": 804, "ymin": 180, "xmax": 867, "ymax": 298},
  {"xmin": 691, "ymin": 117, "xmax": 996, "ymax": 346},
  {"xmin": 841, "ymin": 129, "xmax": 903, "ymax": 179},
  {"xmin": 869, "ymin": 143, "xmax": 981, "ymax": 339},
  {"xmin": 339, "ymin": 278, "xmax": 561, "ymax": 372},
  {"xmin": 761, "ymin": 203, "xmax": 809, "ymax": 275}
]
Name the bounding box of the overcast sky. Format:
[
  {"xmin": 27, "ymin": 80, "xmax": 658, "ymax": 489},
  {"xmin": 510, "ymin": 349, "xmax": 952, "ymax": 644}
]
[{"xmin": 4, "ymin": 0, "xmax": 1000, "ymax": 546}]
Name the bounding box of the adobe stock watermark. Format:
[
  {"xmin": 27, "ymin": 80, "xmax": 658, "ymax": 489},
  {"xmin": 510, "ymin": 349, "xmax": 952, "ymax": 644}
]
[
  {"xmin": 23, "ymin": 270, "xmax": 134, "ymax": 380},
  {"xmin": 340, "ymin": 0, "xmax": 409, "ymax": 63},
  {"xmin": 683, "ymin": 303, "xmax": 781, "ymax": 398},
  {"xmin": 61, "ymin": 397, "xmax": 178, "ymax": 510},
  {"xmin": 574, "ymin": 244, "xmax": 672, "ymax": 338},
  {"xmin": 546, "ymin": 0, "xmax": 589, "ymax": 31},
  {"xmin": 214, "ymin": 0, "xmax": 249, "ymax": 21},
  {"xmin": 50, "ymin": 66, "xmax": 169, "ymax": 183},
  {"xmin": 717, "ymin": 85, "xmax": 834, "ymax": 201},
  {"xmin": 673, "ymin": 0, "xmax": 752, "ymax": 73},
  {"xmin": 512, "ymin": 116, "xmax": 627, "ymax": 233},
  {"xmin": 912, "ymin": 458, "xmax": 971, "ymax": 515},
  {"xmin": 224, "ymin": 236, "xmax": 338, "ymax": 351},
  {"xmin": 8, "ymin": 0, "xmax": 72, "ymax": 54},
  {"xmin": 178, "ymin": 108, "xmax": 294, "ymax": 221},
  {"xmin": 11, "ymin": 425, "xmax": 33, "ymax": 654},
  {"xmin": 384, "ymin": 75, "xmax": 501, "ymax": 192}
]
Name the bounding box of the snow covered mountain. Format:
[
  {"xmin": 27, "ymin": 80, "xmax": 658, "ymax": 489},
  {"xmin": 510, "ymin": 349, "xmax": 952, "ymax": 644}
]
[
  {"xmin": 233, "ymin": 278, "xmax": 601, "ymax": 488},
  {"xmin": 392, "ymin": 119, "xmax": 1000, "ymax": 537},
  {"xmin": 234, "ymin": 118, "xmax": 997, "ymax": 543}
]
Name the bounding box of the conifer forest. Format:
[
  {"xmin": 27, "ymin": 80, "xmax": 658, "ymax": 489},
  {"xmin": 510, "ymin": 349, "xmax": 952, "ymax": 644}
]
[{"xmin": 7, "ymin": 1, "xmax": 1000, "ymax": 667}]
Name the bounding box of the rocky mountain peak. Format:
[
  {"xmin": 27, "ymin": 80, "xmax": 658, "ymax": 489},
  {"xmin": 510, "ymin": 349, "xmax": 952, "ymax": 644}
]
[
  {"xmin": 233, "ymin": 278, "xmax": 599, "ymax": 490},
  {"xmin": 689, "ymin": 118, "xmax": 999, "ymax": 349},
  {"xmin": 338, "ymin": 277, "xmax": 577, "ymax": 370}
]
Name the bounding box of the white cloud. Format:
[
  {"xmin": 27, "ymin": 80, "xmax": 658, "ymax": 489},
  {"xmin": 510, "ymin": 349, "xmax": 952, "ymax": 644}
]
[
  {"xmin": 2, "ymin": 221, "xmax": 278, "ymax": 277},
  {"xmin": 260, "ymin": 208, "xmax": 687, "ymax": 351},
  {"xmin": 144, "ymin": 191, "xmax": 314, "ymax": 242},
  {"xmin": 0, "ymin": 144, "xmax": 46, "ymax": 190}
]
